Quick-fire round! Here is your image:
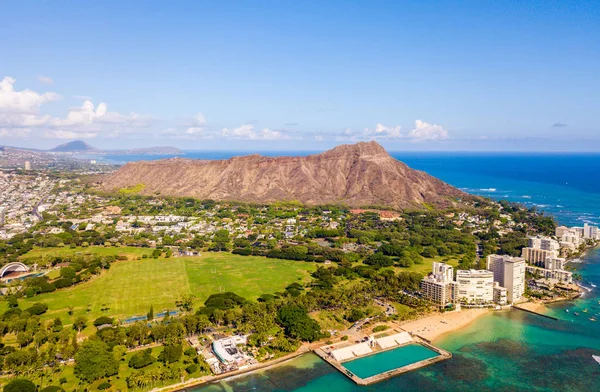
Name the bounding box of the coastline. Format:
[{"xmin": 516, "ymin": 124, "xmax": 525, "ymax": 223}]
[
  {"xmin": 399, "ymin": 308, "xmax": 490, "ymax": 343},
  {"xmin": 158, "ymin": 347, "xmax": 313, "ymax": 392},
  {"xmin": 157, "ymin": 245, "xmax": 600, "ymax": 392}
]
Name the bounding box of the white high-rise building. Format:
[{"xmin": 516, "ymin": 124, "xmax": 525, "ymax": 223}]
[
  {"xmin": 455, "ymin": 270, "xmax": 494, "ymax": 304},
  {"xmin": 528, "ymin": 236, "xmax": 560, "ymax": 252},
  {"xmin": 521, "ymin": 247, "xmax": 558, "ymax": 265},
  {"xmin": 486, "ymin": 255, "xmax": 526, "ymax": 303},
  {"xmin": 583, "ymin": 223, "xmax": 599, "ymax": 240},
  {"xmin": 420, "ymin": 262, "xmax": 456, "ymax": 306}
]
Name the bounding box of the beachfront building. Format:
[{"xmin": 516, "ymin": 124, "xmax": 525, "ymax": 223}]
[
  {"xmin": 528, "ymin": 236, "xmax": 561, "ymax": 252},
  {"xmin": 521, "ymin": 247, "xmax": 558, "ymax": 266},
  {"xmin": 493, "ymin": 282, "xmax": 508, "ymax": 306},
  {"xmin": 211, "ymin": 335, "xmax": 254, "ymax": 371},
  {"xmin": 421, "ymin": 262, "xmax": 456, "ymax": 306},
  {"xmin": 486, "ymin": 255, "xmax": 526, "ymax": 303},
  {"xmin": 584, "ymin": 223, "xmax": 599, "ymax": 240},
  {"xmin": 526, "ymin": 265, "xmax": 573, "ymax": 284},
  {"xmin": 455, "ymin": 270, "xmax": 494, "ymax": 305},
  {"xmin": 545, "ymin": 257, "xmax": 567, "ymax": 271}
]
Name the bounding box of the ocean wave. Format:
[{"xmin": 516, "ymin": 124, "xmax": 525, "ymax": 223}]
[
  {"xmin": 479, "ymin": 188, "xmax": 497, "ymax": 192},
  {"xmin": 521, "ymin": 195, "xmax": 532, "ymax": 199}
]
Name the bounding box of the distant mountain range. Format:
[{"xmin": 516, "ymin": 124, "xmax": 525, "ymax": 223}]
[
  {"xmin": 49, "ymin": 140, "xmax": 98, "ymax": 153},
  {"xmin": 100, "ymin": 141, "xmax": 468, "ymax": 209},
  {"xmin": 48, "ymin": 140, "xmax": 182, "ymax": 155}
]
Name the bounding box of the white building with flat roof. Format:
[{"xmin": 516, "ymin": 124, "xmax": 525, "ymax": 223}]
[
  {"xmin": 420, "ymin": 262, "xmax": 456, "ymax": 306},
  {"xmin": 521, "ymin": 247, "xmax": 558, "ymax": 266},
  {"xmin": 455, "ymin": 270, "xmax": 494, "ymax": 304},
  {"xmin": 493, "ymin": 282, "xmax": 508, "ymax": 306},
  {"xmin": 584, "ymin": 223, "xmax": 599, "ymax": 240},
  {"xmin": 486, "ymin": 255, "xmax": 526, "ymax": 303}
]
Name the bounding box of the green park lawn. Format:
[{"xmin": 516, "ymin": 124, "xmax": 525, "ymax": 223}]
[{"xmin": 4, "ymin": 247, "xmax": 316, "ymax": 325}]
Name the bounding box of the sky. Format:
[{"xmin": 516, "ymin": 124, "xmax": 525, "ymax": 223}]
[{"xmin": 1, "ymin": 0, "xmax": 599, "ymax": 151}]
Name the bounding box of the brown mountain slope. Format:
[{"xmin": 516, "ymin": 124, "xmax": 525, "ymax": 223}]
[{"xmin": 100, "ymin": 141, "xmax": 467, "ymax": 209}]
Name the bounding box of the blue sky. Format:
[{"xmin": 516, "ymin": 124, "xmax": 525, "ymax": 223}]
[{"xmin": 1, "ymin": 0, "xmax": 599, "ymax": 151}]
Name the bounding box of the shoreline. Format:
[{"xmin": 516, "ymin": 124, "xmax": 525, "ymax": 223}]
[
  {"xmin": 160, "ymin": 246, "xmax": 600, "ymax": 392},
  {"xmin": 398, "ymin": 308, "xmax": 490, "ymax": 343},
  {"xmin": 160, "ymin": 347, "xmax": 313, "ymax": 392}
]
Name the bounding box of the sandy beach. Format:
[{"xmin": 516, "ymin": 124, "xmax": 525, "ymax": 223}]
[
  {"xmin": 516, "ymin": 301, "xmax": 548, "ymax": 313},
  {"xmin": 400, "ymin": 308, "xmax": 490, "ymax": 342}
]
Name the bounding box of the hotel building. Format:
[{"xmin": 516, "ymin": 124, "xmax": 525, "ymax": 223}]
[
  {"xmin": 455, "ymin": 270, "xmax": 494, "ymax": 304},
  {"xmin": 420, "ymin": 262, "xmax": 456, "ymax": 307},
  {"xmin": 521, "ymin": 247, "xmax": 558, "ymax": 266},
  {"xmin": 486, "ymin": 254, "xmax": 526, "ymax": 303}
]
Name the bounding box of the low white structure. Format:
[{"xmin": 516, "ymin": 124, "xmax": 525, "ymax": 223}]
[
  {"xmin": 331, "ymin": 343, "xmax": 373, "ymax": 362},
  {"xmin": 375, "ymin": 332, "xmax": 413, "ymax": 349},
  {"xmin": 212, "ymin": 335, "xmax": 249, "ymax": 364}
]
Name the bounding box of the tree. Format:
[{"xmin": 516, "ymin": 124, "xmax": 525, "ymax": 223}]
[
  {"xmin": 211, "ymin": 309, "xmax": 225, "ymax": 325},
  {"xmin": 277, "ymin": 304, "xmax": 325, "ymax": 342},
  {"xmin": 4, "ymin": 379, "xmax": 36, "ymax": 392},
  {"xmin": 93, "ymin": 316, "xmax": 114, "ymax": 327},
  {"xmin": 177, "ymin": 294, "xmax": 195, "ymax": 312},
  {"xmin": 40, "ymin": 387, "xmax": 66, "ymax": 392},
  {"xmin": 347, "ymin": 308, "xmax": 365, "ymax": 322},
  {"xmin": 74, "ymin": 340, "xmax": 119, "ymax": 382},
  {"xmin": 147, "ymin": 305, "xmax": 154, "ymax": 321},
  {"xmin": 51, "ymin": 317, "xmax": 63, "ymax": 332},
  {"xmin": 26, "ymin": 303, "xmax": 49, "ymax": 316},
  {"xmin": 363, "ymin": 252, "xmax": 393, "ymax": 269},
  {"xmin": 158, "ymin": 343, "xmax": 183, "ymax": 364},
  {"xmin": 73, "ymin": 316, "xmax": 87, "ymax": 333},
  {"xmin": 7, "ymin": 295, "xmax": 19, "ymax": 309},
  {"xmin": 129, "ymin": 348, "xmax": 155, "ymax": 369}
]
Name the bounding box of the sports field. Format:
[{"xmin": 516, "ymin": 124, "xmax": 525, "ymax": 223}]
[{"xmin": 4, "ymin": 247, "xmax": 316, "ymax": 324}]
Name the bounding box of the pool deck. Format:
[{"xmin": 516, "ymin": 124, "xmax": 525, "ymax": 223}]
[{"xmin": 313, "ymin": 334, "xmax": 451, "ymax": 386}]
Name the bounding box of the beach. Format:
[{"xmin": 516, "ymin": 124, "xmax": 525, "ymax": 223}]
[
  {"xmin": 400, "ymin": 308, "xmax": 490, "ymax": 342},
  {"xmin": 516, "ymin": 301, "xmax": 548, "ymax": 313}
]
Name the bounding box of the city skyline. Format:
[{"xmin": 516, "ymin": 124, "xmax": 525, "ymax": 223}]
[{"xmin": 1, "ymin": 1, "xmax": 599, "ymax": 151}]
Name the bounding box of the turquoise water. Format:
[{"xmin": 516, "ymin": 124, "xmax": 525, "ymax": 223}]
[
  {"xmin": 342, "ymin": 344, "xmax": 439, "ymax": 379},
  {"xmin": 191, "ymin": 152, "xmax": 600, "ymax": 391}
]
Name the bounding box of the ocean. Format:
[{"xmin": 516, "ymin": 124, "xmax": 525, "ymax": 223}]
[{"xmin": 93, "ymin": 151, "xmax": 600, "ymax": 391}]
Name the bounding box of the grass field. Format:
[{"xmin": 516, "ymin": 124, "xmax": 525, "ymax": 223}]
[{"xmin": 4, "ymin": 247, "xmax": 316, "ymax": 324}]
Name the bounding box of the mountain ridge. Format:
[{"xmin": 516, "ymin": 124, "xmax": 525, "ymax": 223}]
[{"xmin": 99, "ymin": 141, "xmax": 468, "ymax": 209}]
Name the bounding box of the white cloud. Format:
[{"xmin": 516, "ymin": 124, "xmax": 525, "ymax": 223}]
[
  {"xmin": 0, "ymin": 128, "xmax": 32, "ymax": 137},
  {"xmin": 47, "ymin": 100, "xmax": 152, "ymax": 139},
  {"xmin": 0, "ymin": 76, "xmax": 152, "ymax": 140},
  {"xmin": 220, "ymin": 124, "xmax": 290, "ymax": 140},
  {"xmin": 183, "ymin": 112, "xmax": 207, "ymax": 135},
  {"xmin": 0, "ymin": 76, "xmax": 61, "ymax": 114},
  {"xmin": 408, "ymin": 120, "xmax": 449, "ymax": 141},
  {"xmin": 315, "ymin": 135, "xmax": 324, "ymax": 141},
  {"xmin": 44, "ymin": 130, "xmax": 97, "ymax": 139},
  {"xmin": 38, "ymin": 76, "xmax": 54, "ymax": 85},
  {"xmin": 364, "ymin": 123, "xmax": 403, "ymax": 139},
  {"xmin": 192, "ymin": 113, "xmax": 206, "ymax": 127}
]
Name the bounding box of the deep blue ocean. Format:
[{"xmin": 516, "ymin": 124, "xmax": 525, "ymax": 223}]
[{"xmin": 93, "ymin": 150, "xmax": 600, "ymax": 391}]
